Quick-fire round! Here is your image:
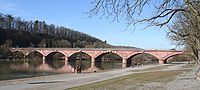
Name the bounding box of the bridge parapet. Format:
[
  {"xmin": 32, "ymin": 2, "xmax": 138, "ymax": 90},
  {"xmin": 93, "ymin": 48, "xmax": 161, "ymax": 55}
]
[{"xmin": 11, "ymin": 48, "xmax": 143, "ymax": 51}]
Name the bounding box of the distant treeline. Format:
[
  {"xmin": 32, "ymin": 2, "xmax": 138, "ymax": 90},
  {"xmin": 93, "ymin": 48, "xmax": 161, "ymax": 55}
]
[{"xmin": 0, "ymin": 13, "xmax": 111, "ymax": 48}]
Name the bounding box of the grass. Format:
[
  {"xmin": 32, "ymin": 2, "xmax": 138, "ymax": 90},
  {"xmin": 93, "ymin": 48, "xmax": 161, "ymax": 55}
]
[
  {"xmin": 67, "ymin": 64, "xmax": 193, "ymax": 90},
  {"xmin": 67, "ymin": 70, "xmax": 188, "ymax": 90},
  {"xmin": 130, "ymin": 64, "xmax": 173, "ymax": 72},
  {"xmin": 181, "ymin": 64, "xmax": 195, "ymax": 69}
]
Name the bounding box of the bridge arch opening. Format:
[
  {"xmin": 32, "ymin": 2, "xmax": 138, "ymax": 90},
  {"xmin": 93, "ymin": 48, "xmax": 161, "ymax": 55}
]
[
  {"xmin": 164, "ymin": 54, "xmax": 195, "ymax": 64},
  {"xmin": 95, "ymin": 52, "xmax": 122, "ymax": 70},
  {"xmin": 12, "ymin": 51, "xmax": 24, "ymax": 60},
  {"xmin": 46, "ymin": 52, "xmax": 66, "ymax": 69},
  {"xmin": 26, "ymin": 51, "xmax": 43, "ymax": 68},
  {"xmin": 26, "ymin": 51, "xmax": 43, "ymax": 60},
  {"xmin": 127, "ymin": 53, "xmax": 159, "ymax": 67},
  {"xmin": 68, "ymin": 52, "xmax": 92, "ymax": 71},
  {"xmin": 10, "ymin": 51, "xmax": 24, "ymax": 65}
]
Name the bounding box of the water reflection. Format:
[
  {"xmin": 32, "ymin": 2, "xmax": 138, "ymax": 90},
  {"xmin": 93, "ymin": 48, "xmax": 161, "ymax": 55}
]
[
  {"xmin": 68, "ymin": 59, "xmax": 91, "ymax": 71},
  {"xmin": 28, "ymin": 59, "xmax": 43, "ymax": 68},
  {"xmin": 46, "ymin": 60, "xmax": 65, "ymax": 69},
  {"xmin": 95, "ymin": 60, "xmax": 122, "ymax": 70},
  {"xmin": 0, "ymin": 58, "xmax": 123, "ymax": 81},
  {"xmin": 0, "ymin": 59, "xmax": 71, "ymax": 81}
]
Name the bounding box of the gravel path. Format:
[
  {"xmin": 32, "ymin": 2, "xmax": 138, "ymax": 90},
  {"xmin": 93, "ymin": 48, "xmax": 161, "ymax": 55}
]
[
  {"xmin": 166, "ymin": 66, "xmax": 200, "ymax": 90},
  {"xmin": 136, "ymin": 64, "xmax": 200, "ymax": 90}
]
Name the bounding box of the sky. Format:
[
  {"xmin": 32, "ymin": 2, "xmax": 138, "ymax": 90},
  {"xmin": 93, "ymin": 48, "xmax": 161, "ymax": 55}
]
[{"xmin": 0, "ymin": 0, "xmax": 178, "ymax": 50}]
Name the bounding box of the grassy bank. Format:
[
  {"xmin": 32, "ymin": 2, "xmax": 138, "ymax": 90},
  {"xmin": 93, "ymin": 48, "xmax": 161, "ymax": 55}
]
[{"xmin": 68, "ymin": 64, "xmax": 193, "ymax": 90}]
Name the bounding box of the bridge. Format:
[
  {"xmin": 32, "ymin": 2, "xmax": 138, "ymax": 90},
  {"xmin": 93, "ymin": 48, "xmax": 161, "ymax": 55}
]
[{"xmin": 10, "ymin": 48, "xmax": 189, "ymax": 68}]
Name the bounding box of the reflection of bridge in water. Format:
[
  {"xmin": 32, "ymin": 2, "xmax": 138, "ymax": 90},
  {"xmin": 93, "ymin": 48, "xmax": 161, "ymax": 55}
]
[
  {"xmin": 10, "ymin": 48, "xmax": 192, "ymax": 72},
  {"xmin": 9, "ymin": 60, "xmax": 98, "ymax": 73}
]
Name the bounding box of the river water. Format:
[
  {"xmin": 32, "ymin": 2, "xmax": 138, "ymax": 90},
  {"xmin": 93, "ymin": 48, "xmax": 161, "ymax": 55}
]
[{"xmin": 0, "ymin": 59, "xmax": 122, "ymax": 81}]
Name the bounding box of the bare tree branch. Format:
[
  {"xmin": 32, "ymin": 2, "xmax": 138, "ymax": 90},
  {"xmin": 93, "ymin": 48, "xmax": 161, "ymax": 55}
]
[{"xmin": 88, "ymin": 0, "xmax": 200, "ymax": 29}]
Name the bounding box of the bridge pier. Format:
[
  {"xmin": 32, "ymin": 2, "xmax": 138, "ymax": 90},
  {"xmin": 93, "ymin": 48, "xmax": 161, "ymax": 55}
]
[
  {"xmin": 159, "ymin": 59, "xmax": 165, "ymax": 64},
  {"xmin": 91, "ymin": 57, "xmax": 96, "ymax": 71},
  {"xmin": 65, "ymin": 57, "xmax": 68, "ymax": 65},
  {"xmin": 23, "ymin": 55, "xmax": 26, "ymax": 62},
  {"xmin": 122, "ymin": 58, "xmax": 127, "ymax": 68},
  {"xmin": 91, "ymin": 57, "xmax": 95, "ymax": 63},
  {"xmin": 42, "ymin": 56, "xmax": 46, "ymax": 64}
]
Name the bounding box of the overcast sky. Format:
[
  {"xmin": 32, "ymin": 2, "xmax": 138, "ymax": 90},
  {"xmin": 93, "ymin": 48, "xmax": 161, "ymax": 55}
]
[{"xmin": 0, "ymin": 0, "xmax": 178, "ymax": 50}]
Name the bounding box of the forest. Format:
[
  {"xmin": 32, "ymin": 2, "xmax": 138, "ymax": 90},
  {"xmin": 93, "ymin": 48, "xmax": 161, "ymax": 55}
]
[{"xmin": 0, "ymin": 13, "xmax": 112, "ymax": 48}]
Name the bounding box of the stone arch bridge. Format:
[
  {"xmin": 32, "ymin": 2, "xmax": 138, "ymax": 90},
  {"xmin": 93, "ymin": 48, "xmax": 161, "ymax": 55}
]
[{"xmin": 10, "ymin": 48, "xmax": 191, "ymax": 67}]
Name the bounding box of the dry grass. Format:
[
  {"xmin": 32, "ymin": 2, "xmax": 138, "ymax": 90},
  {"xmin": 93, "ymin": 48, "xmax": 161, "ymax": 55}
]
[
  {"xmin": 67, "ymin": 64, "xmax": 194, "ymax": 90},
  {"xmin": 130, "ymin": 64, "xmax": 173, "ymax": 72},
  {"xmin": 181, "ymin": 64, "xmax": 195, "ymax": 69},
  {"xmin": 67, "ymin": 70, "xmax": 186, "ymax": 90}
]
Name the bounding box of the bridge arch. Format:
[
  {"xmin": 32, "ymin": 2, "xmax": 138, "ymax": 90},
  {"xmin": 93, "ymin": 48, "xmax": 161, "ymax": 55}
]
[
  {"xmin": 26, "ymin": 50, "xmax": 43, "ymax": 59},
  {"xmin": 68, "ymin": 51, "xmax": 92, "ymax": 58},
  {"xmin": 68, "ymin": 52, "xmax": 92, "ymax": 71},
  {"xmin": 25, "ymin": 50, "xmax": 44, "ymax": 56},
  {"xmin": 25, "ymin": 50, "xmax": 44, "ymax": 67},
  {"xmin": 95, "ymin": 52, "xmax": 123, "ymax": 70},
  {"xmin": 127, "ymin": 52, "xmax": 160, "ymax": 60},
  {"xmin": 127, "ymin": 53, "xmax": 159, "ymax": 67},
  {"xmin": 95, "ymin": 51, "xmax": 123, "ymax": 59},
  {"xmin": 46, "ymin": 51, "xmax": 66, "ymax": 60},
  {"xmin": 45, "ymin": 51, "xmax": 66, "ymax": 69},
  {"xmin": 164, "ymin": 53, "xmax": 195, "ymax": 64},
  {"xmin": 12, "ymin": 51, "xmax": 25, "ymax": 59}
]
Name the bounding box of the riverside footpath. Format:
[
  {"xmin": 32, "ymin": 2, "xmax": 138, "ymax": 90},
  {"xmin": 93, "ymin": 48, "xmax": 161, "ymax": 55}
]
[{"xmin": 0, "ymin": 64, "xmax": 199, "ymax": 90}]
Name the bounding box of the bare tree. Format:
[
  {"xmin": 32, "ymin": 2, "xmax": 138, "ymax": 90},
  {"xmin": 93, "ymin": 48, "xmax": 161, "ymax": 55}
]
[
  {"xmin": 34, "ymin": 20, "xmax": 39, "ymax": 33},
  {"xmin": 88, "ymin": 0, "xmax": 200, "ymax": 27},
  {"xmin": 168, "ymin": 10, "xmax": 200, "ymax": 79},
  {"xmin": 0, "ymin": 14, "xmax": 5, "ymax": 29},
  {"xmin": 168, "ymin": 12, "xmax": 200, "ymax": 61},
  {"xmin": 5, "ymin": 15, "xmax": 14, "ymax": 30}
]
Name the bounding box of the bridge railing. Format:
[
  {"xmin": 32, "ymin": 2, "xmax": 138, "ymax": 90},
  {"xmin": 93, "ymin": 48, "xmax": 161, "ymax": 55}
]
[{"xmin": 11, "ymin": 47, "xmax": 185, "ymax": 52}]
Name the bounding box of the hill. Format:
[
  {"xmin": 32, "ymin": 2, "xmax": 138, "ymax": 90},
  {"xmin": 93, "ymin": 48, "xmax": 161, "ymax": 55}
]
[
  {"xmin": 0, "ymin": 13, "xmax": 111, "ymax": 48},
  {"xmin": 0, "ymin": 13, "xmax": 141, "ymax": 49}
]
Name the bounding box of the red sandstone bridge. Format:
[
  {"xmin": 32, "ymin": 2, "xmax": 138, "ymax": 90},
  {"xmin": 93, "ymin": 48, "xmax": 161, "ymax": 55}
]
[{"xmin": 10, "ymin": 48, "xmax": 190, "ymax": 65}]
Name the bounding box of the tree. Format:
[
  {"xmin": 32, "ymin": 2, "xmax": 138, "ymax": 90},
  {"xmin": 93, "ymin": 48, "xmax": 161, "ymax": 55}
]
[
  {"xmin": 37, "ymin": 39, "xmax": 46, "ymax": 48},
  {"xmin": 15, "ymin": 17, "xmax": 23, "ymax": 31},
  {"xmin": 24, "ymin": 21, "xmax": 29, "ymax": 31},
  {"xmin": 5, "ymin": 15, "xmax": 14, "ymax": 30},
  {"xmin": 89, "ymin": 0, "xmax": 200, "ymax": 27},
  {"xmin": 58, "ymin": 40, "xmax": 71, "ymax": 47},
  {"xmin": 168, "ymin": 6, "xmax": 200, "ymax": 79},
  {"xmin": 169, "ymin": 13, "xmax": 199, "ymax": 60},
  {"xmin": 49, "ymin": 24, "xmax": 55, "ymax": 35},
  {"xmin": 3, "ymin": 39, "xmax": 12, "ymax": 47},
  {"xmin": 33, "ymin": 20, "xmax": 39, "ymax": 33},
  {"xmin": 42, "ymin": 21, "xmax": 48, "ymax": 34},
  {"xmin": 28, "ymin": 21, "xmax": 34, "ymax": 32},
  {"xmin": 0, "ymin": 13, "xmax": 5, "ymax": 29}
]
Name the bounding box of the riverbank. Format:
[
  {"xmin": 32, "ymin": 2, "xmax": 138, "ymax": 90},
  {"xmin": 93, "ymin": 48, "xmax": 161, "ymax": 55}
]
[
  {"xmin": 69, "ymin": 64, "xmax": 200, "ymax": 90},
  {"xmin": 0, "ymin": 64, "xmax": 198, "ymax": 90}
]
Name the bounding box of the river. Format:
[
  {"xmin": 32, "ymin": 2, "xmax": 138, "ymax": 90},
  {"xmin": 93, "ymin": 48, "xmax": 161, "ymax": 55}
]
[{"xmin": 0, "ymin": 59, "xmax": 123, "ymax": 81}]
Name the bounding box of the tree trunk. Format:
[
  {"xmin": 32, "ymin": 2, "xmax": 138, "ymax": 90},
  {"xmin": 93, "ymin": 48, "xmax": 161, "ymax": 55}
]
[{"xmin": 195, "ymin": 49, "xmax": 200, "ymax": 80}]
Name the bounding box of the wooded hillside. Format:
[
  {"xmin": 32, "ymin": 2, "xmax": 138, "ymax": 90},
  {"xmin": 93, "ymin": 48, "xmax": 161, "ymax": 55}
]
[{"xmin": 0, "ymin": 13, "xmax": 112, "ymax": 48}]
